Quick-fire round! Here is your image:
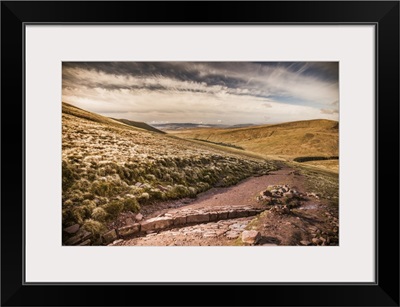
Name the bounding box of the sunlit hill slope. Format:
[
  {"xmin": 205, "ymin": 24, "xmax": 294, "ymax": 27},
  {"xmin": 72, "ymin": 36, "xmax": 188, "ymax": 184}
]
[
  {"xmin": 62, "ymin": 102, "xmax": 277, "ymax": 243},
  {"xmin": 170, "ymin": 119, "xmax": 339, "ymax": 159}
]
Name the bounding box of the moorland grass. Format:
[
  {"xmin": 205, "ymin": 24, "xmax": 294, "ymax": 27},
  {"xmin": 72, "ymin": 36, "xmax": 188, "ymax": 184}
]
[{"xmin": 62, "ymin": 103, "xmax": 278, "ymax": 241}]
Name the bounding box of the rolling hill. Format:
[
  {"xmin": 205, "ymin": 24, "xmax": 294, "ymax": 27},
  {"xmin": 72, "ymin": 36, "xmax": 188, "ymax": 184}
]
[
  {"xmin": 170, "ymin": 119, "xmax": 339, "ymax": 159},
  {"xmin": 112, "ymin": 118, "xmax": 166, "ymax": 134},
  {"xmin": 62, "ymin": 102, "xmax": 277, "ymax": 244}
]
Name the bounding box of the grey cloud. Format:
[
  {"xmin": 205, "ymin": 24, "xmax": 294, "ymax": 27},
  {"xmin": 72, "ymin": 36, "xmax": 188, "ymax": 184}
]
[
  {"xmin": 62, "ymin": 61, "xmax": 339, "ymax": 125},
  {"xmin": 63, "ymin": 62, "xmax": 338, "ymax": 103}
]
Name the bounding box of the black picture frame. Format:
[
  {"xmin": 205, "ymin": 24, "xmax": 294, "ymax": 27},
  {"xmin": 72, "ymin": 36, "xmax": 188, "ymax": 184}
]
[{"xmin": 1, "ymin": 1, "xmax": 399, "ymax": 306}]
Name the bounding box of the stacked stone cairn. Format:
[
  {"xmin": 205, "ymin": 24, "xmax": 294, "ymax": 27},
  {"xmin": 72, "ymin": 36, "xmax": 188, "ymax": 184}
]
[{"xmin": 257, "ymin": 184, "xmax": 304, "ymax": 214}]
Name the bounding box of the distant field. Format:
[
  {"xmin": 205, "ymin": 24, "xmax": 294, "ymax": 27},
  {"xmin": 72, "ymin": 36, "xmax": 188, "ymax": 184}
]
[{"xmin": 170, "ymin": 119, "xmax": 338, "ymax": 159}]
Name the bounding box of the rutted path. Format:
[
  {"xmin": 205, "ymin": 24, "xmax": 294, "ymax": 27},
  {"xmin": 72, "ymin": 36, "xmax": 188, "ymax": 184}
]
[{"xmin": 108, "ymin": 166, "xmax": 332, "ymax": 246}]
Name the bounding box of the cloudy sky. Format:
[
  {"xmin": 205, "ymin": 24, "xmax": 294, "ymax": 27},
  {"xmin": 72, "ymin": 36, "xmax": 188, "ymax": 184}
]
[{"xmin": 62, "ymin": 62, "xmax": 339, "ymax": 125}]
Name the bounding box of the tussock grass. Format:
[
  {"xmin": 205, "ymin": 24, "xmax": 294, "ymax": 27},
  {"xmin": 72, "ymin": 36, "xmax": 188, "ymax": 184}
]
[
  {"xmin": 62, "ymin": 102, "xmax": 278, "ymax": 240},
  {"xmin": 83, "ymin": 219, "xmax": 107, "ymax": 242}
]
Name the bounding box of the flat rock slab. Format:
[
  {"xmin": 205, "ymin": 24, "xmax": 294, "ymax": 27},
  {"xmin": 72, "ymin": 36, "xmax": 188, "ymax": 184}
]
[
  {"xmin": 65, "ymin": 234, "xmax": 83, "ymax": 245},
  {"xmin": 209, "ymin": 212, "xmax": 219, "ymax": 221},
  {"xmin": 241, "ymin": 230, "xmax": 261, "ymax": 244},
  {"xmin": 173, "ymin": 216, "xmax": 187, "ymax": 226},
  {"xmin": 103, "ymin": 206, "xmax": 267, "ymax": 244},
  {"xmin": 217, "ymin": 211, "xmax": 229, "ymax": 220},
  {"xmin": 141, "ymin": 217, "xmax": 173, "ymax": 232},
  {"xmin": 79, "ymin": 239, "xmax": 92, "ymax": 246},
  {"xmin": 187, "ymin": 213, "xmax": 210, "ymax": 224},
  {"xmin": 64, "ymin": 224, "xmax": 80, "ymax": 234},
  {"xmin": 118, "ymin": 223, "xmax": 141, "ymax": 238},
  {"xmin": 81, "ymin": 230, "xmax": 92, "ymax": 241}
]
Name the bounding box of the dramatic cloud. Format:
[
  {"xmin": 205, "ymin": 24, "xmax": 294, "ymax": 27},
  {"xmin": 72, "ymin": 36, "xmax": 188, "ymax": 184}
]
[{"xmin": 62, "ymin": 62, "xmax": 339, "ymax": 125}]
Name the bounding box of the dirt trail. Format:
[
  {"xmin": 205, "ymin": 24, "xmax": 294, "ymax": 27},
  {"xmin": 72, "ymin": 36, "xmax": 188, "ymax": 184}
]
[
  {"xmin": 175, "ymin": 167, "xmax": 302, "ymax": 210},
  {"xmin": 139, "ymin": 166, "xmax": 302, "ymax": 219},
  {"xmin": 113, "ymin": 166, "xmax": 339, "ymax": 246}
]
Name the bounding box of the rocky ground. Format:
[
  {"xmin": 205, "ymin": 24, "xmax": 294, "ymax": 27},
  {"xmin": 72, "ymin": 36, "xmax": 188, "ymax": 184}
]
[
  {"xmin": 112, "ymin": 217, "xmax": 254, "ymax": 246},
  {"xmin": 106, "ymin": 166, "xmax": 339, "ymax": 246}
]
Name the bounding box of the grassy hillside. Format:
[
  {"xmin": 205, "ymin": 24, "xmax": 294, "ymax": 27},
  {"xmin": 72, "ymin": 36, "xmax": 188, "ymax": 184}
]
[
  {"xmin": 112, "ymin": 118, "xmax": 166, "ymax": 134},
  {"xmin": 170, "ymin": 119, "xmax": 339, "ymax": 159},
  {"xmin": 62, "ymin": 102, "xmax": 277, "ymax": 243},
  {"xmin": 300, "ymin": 159, "xmax": 339, "ymax": 172}
]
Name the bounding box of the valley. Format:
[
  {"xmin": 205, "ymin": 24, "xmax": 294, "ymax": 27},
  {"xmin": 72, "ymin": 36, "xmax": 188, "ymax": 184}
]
[
  {"xmin": 62, "ymin": 103, "xmax": 339, "ymax": 247},
  {"xmin": 168, "ymin": 119, "xmax": 339, "ymax": 170}
]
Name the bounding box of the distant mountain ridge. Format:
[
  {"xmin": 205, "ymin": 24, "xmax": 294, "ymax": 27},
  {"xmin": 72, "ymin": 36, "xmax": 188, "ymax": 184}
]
[
  {"xmin": 151, "ymin": 123, "xmax": 257, "ymax": 131},
  {"xmin": 151, "ymin": 123, "xmax": 224, "ymax": 130},
  {"xmin": 112, "ymin": 118, "xmax": 165, "ymax": 134}
]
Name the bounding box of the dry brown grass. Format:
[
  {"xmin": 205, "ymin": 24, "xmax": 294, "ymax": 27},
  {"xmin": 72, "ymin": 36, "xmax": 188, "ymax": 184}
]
[
  {"xmin": 170, "ymin": 119, "xmax": 338, "ymax": 158},
  {"xmin": 62, "ymin": 102, "xmax": 278, "ymax": 240},
  {"xmin": 301, "ymin": 159, "xmax": 339, "ymax": 173}
]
